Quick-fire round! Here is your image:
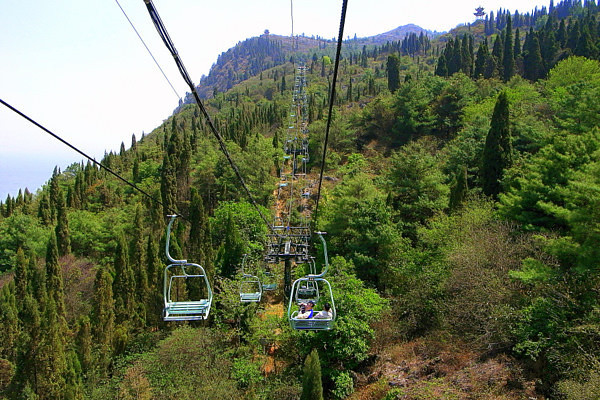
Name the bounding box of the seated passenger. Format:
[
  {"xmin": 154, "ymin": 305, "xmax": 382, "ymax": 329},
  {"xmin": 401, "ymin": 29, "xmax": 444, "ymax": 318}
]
[
  {"xmin": 313, "ymin": 302, "xmax": 333, "ymax": 319},
  {"xmin": 296, "ymin": 300, "xmax": 315, "ymax": 319}
]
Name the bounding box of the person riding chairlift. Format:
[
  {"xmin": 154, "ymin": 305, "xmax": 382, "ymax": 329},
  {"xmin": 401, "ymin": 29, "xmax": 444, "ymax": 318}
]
[{"xmin": 296, "ymin": 300, "xmax": 315, "ymax": 319}]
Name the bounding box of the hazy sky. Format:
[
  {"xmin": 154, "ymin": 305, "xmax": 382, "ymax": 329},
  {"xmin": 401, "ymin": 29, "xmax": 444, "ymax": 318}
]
[{"xmin": 0, "ymin": 0, "xmax": 550, "ymax": 199}]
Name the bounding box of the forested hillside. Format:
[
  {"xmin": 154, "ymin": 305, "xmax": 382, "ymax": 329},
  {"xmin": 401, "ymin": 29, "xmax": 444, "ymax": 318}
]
[{"xmin": 2, "ymin": 0, "xmax": 600, "ymax": 398}]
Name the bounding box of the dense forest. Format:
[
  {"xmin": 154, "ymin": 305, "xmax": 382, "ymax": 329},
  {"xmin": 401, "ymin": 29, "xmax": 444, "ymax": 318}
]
[{"xmin": 2, "ymin": 0, "xmax": 600, "ymax": 398}]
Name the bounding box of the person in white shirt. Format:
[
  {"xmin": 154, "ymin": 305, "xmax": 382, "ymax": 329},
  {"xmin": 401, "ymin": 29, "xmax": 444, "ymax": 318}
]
[{"xmin": 313, "ymin": 302, "xmax": 332, "ymax": 319}]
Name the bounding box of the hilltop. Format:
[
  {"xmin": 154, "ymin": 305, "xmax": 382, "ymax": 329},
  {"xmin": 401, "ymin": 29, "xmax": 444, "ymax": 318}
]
[{"xmin": 183, "ymin": 24, "xmax": 434, "ymax": 103}]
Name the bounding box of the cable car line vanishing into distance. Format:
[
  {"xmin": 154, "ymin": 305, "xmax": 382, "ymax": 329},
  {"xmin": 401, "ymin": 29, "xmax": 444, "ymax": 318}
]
[
  {"xmin": 313, "ymin": 0, "xmax": 348, "ymax": 230},
  {"xmin": 142, "ymin": 0, "xmax": 276, "ymax": 235}
]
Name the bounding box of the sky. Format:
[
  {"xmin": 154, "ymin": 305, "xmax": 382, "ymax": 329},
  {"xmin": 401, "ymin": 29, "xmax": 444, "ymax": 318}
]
[{"xmin": 0, "ymin": 0, "xmax": 550, "ymax": 199}]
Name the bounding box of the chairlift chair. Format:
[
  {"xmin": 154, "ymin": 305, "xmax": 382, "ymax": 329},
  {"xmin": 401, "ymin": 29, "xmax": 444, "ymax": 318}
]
[
  {"xmin": 239, "ymin": 254, "xmax": 262, "ymax": 303},
  {"xmin": 163, "ymin": 215, "xmax": 213, "ymax": 321},
  {"xmin": 262, "ymin": 270, "xmax": 278, "ymax": 291},
  {"xmin": 288, "ymin": 233, "xmax": 336, "ymax": 331}
]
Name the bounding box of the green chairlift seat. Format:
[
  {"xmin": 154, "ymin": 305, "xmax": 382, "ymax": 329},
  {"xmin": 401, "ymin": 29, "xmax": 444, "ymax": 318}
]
[{"xmin": 163, "ymin": 216, "xmax": 213, "ymax": 321}]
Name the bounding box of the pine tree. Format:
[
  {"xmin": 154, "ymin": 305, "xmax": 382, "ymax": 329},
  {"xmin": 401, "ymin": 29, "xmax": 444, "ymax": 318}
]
[
  {"xmin": 386, "ymin": 54, "xmax": 400, "ymax": 92},
  {"xmin": 301, "ymin": 349, "xmax": 323, "ymax": 400},
  {"xmin": 481, "ymin": 92, "xmax": 512, "ymax": 198}
]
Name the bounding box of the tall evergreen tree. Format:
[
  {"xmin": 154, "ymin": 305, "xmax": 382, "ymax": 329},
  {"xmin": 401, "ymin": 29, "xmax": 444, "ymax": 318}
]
[
  {"xmin": 55, "ymin": 193, "xmax": 71, "ymax": 256},
  {"xmin": 524, "ymin": 35, "xmax": 545, "ymax": 81},
  {"xmin": 435, "ymin": 54, "xmax": 449, "ymax": 77},
  {"xmin": 45, "ymin": 231, "xmax": 66, "ymax": 321},
  {"xmin": 37, "ymin": 297, "xmax": 68, "ymax": 399},
  {"xmin": 474, "ymin": 39, "xmax": 490, "ymax": 78},
  {"xmin": 14, "ymin": 294, "xmax": 42, "ymax": 396},
  {"xmin": 301, "ymin": 349, "xmax": 323, "ymax": 400},
  {"xmin": 112, "ymin": 235, "xmax": 135, "ymax": 323},
  {"xmin": 91, "ymin": 268, "xmax": 115, "ymax": 373},
  {"xmin": 481, "ymin": 92, "xmax": 512, "ymax": 198},
  {"xmin": 386, "ymin": 54, "xmax": 401, "ymax": 93},
  {"xmin": 503, "ymin": 15, "xmax": 515, "ymax": 81},
  {"xmin": 14, "ymin": 248, "xmax": 28, "ymax": 305},
  {"xmin": 492, "ymin": 33, "xmax": 504, "ymax": 78}
]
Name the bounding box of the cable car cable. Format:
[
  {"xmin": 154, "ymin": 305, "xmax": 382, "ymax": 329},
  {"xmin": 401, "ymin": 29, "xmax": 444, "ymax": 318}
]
[
  {"xmin": 0, "ymin": 98, "xmax": 187, "ymax": 222},
  {"xmin": 142, "ymin": 0, "xmax": 276, "ymax": 234},
  {"xmin": 115, "ymin": 0, "xmax": 181, "ymax": 101},
  {"xmin": 312, "ymin": 0, "xmax": 348, "ymax": 230}
]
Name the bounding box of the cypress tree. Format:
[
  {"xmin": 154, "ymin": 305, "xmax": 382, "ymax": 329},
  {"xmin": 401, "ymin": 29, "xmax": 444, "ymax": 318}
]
[
  {"xmin": 460, "ymin": 34, "xmax": 473, "ymax": 76},
  {"xmin": 449, "ymin": 166, "xmax": 468, "ymax": 211},
  {"xmin": 14, "ymin": 248, "xmax": 28, "ymax": 305},
  {"xmin": 474, "ymin": 39, "xmax": 489, "ymax": 78},
  {"xmin": 492, "ymin": 33, "xmax": 504, "ymax": 78},
  {"xmin": 435, "ymin": 54, "xmax": 449, "ymax": 77},
  {"xmin": 14, "ymin": 294, "xmax": 42, "ymax": 396},
  {"xmin": 91, "ymin": 268, "xmax": 115, "ymax": 372},
  {"xmin": 524, "ymin": 35, "xmax": 545, "ymax": 81},
  {"xmin": 503, "ymin": 15, "xmax": 515, "ymax": 81},
  {"xmin": 45, "ymin": 231, "xmax": 66, "ymax": 321},
  {"xmin": 450, "ymin": 37, "xmax": 463, "ymax": 75},
  {"xmin": 218, "ymin": 211, "xmax": 245, "ymax": 278},
  {"xmin": 0, "ymin": 284, "xmax": 19, "ymax": 362},
  {"xmin": 75, "ymin": 316, "xmax": 92, "ymax": 374},
  {"xmin": 301, "ymin": 349, "xmax": 323, "ymax": 400},
  {"xmin": 37, "ymin": 297, "xmax": 67, "ymax": 399},
  {"xmin": 146, "ymin": 235, "xmax": 163, "ymax": 328},
  {"xmin": 386, "ymin": 54, "xmax": 400, "ymax": 92},
  {"xmin": 113, "ymin": 235, "xmax": 135, "ymax": 323},
  {"xmin": 130, "ymin": 205, "xmax": 148, "ymax": 327},
  {"xmin": 38, "ymin": 193, "xmax": 51, "ymax": 225},
  {"xmin": 49, "ymin": 167, "xmax": 61, "ymax": 223},
  {"xmin": 55, "ymin": 193, "xmax": 71, "ymax": 256},
  {"xmin": 481, "ymin": 92, "xmax": 511, "ymax": 198}
]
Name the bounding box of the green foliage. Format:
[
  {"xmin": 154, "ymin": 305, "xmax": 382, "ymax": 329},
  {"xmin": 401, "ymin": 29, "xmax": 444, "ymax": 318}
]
[
  {"xmin": 0, "ymin": 213, "xmax": 49, "ymax": 271},
  {"xmin": 386, "ymin": 137, "xmax": 449, "ymax": 240},
  {"xmin": 140, "ymin": 327, "xmax": 241, "ymax": 400},
  {"xmin": 330, "ymin": 370, "xmax": 354, "ymax": 399},
  {"xmin": 231, "ymin": 357, "xmax": 263, "ymax": 389},
  {"xmin": 545, "ymin": 57, "xmax": 600, "ymax": 134},
  {"xmin": 301, "ymin": 349, "xmax": 323, "ymax": 400},
  {"xmin": 557, "ymin": 370, "xmax": 600, "ymax": 400},
  {"xmin": 322, "ymin": 172, "xmax": 402, "ymax": 288}
]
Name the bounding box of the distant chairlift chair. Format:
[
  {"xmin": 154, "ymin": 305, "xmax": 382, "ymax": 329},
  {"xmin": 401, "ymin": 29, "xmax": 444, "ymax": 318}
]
[
  {"xmin": 163, "ymin": 215, "xmax": 213, "ymax": 321},
  {"xmin": 239, "ymin": 254, "xmax": 262, "ymax": 303}
]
